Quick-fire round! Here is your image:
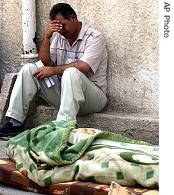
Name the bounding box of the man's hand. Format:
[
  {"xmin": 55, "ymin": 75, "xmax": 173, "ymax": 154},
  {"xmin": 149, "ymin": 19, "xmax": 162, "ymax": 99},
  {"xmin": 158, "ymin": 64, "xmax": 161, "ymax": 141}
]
[
  {"xmin": 34, "ymin": 66, "xmax": 55, "ymax": 80},
  {"xmin": 38, "ymin": 20, "xmax": 63, "ymax": 66},
  {"xmin": 45, "ymin": 20, "xmax": 63, "ymax": 39}
]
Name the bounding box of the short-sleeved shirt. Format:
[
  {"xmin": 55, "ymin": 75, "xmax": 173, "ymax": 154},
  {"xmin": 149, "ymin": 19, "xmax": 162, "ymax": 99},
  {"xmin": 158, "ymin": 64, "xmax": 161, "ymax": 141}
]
[{"xmin": 50, "ymin": 23, "xmax": 108, "ymax": 94}]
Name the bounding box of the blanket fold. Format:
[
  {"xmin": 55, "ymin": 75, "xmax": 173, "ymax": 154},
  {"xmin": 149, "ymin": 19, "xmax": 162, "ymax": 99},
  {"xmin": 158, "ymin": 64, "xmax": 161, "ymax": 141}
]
[{"xmin": 6, "ymin": 120, "xmax": 159, "ymax": 187}]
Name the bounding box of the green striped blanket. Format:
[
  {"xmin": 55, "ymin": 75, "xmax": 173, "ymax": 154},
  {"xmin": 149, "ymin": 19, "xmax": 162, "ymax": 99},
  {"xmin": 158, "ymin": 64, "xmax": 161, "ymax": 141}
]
[{"xmin": 6, "ymin": 120, "xmax": 159, "ymax": 187}]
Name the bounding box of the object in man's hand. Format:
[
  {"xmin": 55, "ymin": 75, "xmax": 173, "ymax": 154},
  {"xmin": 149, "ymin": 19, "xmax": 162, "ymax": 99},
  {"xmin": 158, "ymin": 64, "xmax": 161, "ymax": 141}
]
[{"xmin": 35, "ymin": 60, "xmax": 55, "ymax": 88}]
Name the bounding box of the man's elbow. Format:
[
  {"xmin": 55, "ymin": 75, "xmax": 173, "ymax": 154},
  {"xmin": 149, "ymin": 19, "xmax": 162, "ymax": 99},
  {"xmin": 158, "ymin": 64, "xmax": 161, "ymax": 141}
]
[
  {"xmin": 38, "ymin": 55, "xmax": 52, "ymax": 66},
  {"xmin": 78, "ymin": 61, "xmax": 91, "ymax": 73}
]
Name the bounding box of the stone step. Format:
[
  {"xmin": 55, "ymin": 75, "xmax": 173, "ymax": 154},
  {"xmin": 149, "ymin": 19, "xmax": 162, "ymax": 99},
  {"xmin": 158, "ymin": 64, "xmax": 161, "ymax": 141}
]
[
  {"xmin": 25, "ymin": 104, "xmax": 158, "ymax": 145},
  {"xmin": 0, "ymin": 73, "xmax": 159, "ymax": 145},
  {"xmin": 78, "ymin": 112, "xmax": 159, "ymax": 145}
]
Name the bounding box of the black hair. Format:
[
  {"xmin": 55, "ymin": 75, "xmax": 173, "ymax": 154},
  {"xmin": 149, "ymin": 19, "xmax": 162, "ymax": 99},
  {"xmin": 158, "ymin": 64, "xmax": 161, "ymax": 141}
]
[{"xmin": 49, "ymin": 3, "xmax": 77, "ymax": 20}]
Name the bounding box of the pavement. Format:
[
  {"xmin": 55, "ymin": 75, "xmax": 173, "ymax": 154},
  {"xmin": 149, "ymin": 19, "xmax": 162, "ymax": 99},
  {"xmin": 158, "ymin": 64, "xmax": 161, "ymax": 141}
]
[{"xmin": 0, "ymin": 139, "xmax": 43, "ymax": 195}]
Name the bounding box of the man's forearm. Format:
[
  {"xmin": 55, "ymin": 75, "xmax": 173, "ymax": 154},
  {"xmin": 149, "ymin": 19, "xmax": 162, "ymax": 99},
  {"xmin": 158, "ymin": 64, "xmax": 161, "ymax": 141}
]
[
  {"xmin": 53, "ymin": 60, "xmax": 91, "ymax": 76},
  {"xmin": 38, "ymin": 36, "xmax": 52, "ymax": 66},
  {"xmin": 33, "ymin": 59, "xmax": 92, "ymax": 80}
]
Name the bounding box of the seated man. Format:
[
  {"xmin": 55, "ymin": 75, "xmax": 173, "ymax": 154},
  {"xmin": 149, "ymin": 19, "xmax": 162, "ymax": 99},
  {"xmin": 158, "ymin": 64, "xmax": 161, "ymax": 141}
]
[{"xmin": 0, "ymin": 3, "xmax": 108, "ymax": 137}]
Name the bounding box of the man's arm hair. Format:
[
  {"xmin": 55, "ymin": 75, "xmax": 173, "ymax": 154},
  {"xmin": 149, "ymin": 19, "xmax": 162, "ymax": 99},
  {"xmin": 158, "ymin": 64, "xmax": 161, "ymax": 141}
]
[
  {"xmin": 51, "ymin": 60, "xmax": 91, "ymax": 76},
  {"xmin": 38, "ymin": 35, "xmax": 53, "ymax": 66}
]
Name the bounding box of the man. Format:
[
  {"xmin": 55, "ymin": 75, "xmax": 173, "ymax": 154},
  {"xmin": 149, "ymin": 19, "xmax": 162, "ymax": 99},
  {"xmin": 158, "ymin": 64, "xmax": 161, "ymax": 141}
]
[{"xmin": 0, "ymin": 3, "xmax": 108, "ymax": 137}]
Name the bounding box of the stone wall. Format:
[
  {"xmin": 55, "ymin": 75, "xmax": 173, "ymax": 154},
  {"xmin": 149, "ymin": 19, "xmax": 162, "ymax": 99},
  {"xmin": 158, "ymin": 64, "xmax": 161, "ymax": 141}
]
[{"xmin": 0, "ymin": 0, "xmax": 159, "ymax": 116}]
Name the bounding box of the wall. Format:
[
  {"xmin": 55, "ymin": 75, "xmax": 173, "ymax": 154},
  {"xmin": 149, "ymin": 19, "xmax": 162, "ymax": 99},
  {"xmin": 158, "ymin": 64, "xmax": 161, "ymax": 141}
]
[
  {"xmin": 36, "ymin": 0, "xmax": 52, "ymax": 49},
  {"xmin": 0, "ymin": 0, "xmax": 159, "ymax": 116},
  {"xmin": 0, "ymin": 0, "xmax": 22, "ymax": 90},
  {"xmin": 52, "ymin": 0, "xmax": 159, "ymax": 116}
]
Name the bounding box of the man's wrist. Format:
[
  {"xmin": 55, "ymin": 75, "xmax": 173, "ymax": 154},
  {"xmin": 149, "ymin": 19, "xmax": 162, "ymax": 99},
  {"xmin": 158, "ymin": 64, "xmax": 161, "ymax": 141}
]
[{"xmin": 43, "ymin": 33, "xmax": 52, "ymax": 41}]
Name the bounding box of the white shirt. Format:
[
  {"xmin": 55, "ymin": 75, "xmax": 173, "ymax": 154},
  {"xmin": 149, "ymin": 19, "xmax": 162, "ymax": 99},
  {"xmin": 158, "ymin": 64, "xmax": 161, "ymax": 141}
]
[{"xmin": 50, "ymin": 23, "xmax": 108, "ymax": 94}]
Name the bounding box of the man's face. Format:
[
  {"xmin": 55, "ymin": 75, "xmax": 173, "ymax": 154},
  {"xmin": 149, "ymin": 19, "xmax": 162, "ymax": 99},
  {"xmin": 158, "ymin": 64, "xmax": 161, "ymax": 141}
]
[{"xmin": 53, "ymin": 14, "xmax": 77, "ymax": 39}]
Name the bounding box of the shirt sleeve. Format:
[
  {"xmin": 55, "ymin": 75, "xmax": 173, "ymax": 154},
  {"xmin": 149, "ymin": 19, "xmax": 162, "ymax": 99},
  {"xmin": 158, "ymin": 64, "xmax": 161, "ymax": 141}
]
[{"xmin": 80, "ymin": 33, "xmax": 106, "ymax": 74}]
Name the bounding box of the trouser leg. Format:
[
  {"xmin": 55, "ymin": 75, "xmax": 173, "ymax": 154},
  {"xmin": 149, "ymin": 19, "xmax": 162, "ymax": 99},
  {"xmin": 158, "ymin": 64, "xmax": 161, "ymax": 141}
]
[
  {"xmin": 5, "ymin": 63, "xmax": 39, "ymax": 122},
  {"xmin": 57, "ymin": 67, "xmax": 107, "ymax": 121},
  {"xmin": 5, "ymin": 63, "xmax": 61, "ymax": 122},
  {"xmin": 6, "ymin": 65, "xmax": 107, "ymax": 123}
]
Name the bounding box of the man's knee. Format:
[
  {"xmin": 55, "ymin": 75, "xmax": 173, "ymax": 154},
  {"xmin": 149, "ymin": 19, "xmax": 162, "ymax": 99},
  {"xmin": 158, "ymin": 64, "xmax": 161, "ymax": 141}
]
[
  {"xmin": 62, "ymin": 67, "xmax": 80, "ymax": 81},
  {"xmin": 20, "ymin": 63, "xmax": 37, "ymax": 75}
]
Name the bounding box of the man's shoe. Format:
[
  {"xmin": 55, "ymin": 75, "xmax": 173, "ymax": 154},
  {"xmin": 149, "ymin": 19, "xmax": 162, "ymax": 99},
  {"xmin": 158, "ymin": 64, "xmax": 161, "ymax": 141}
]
[{"xmin": 0, "ymin": 122, "xmax": 24, "ymax": 137}]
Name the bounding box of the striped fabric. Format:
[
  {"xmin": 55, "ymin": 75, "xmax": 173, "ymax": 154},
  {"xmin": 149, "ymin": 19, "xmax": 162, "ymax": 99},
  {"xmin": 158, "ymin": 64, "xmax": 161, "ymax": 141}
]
[{"xmin": 50, "ymin": 23, "xmax": 108, "ymax": 94}]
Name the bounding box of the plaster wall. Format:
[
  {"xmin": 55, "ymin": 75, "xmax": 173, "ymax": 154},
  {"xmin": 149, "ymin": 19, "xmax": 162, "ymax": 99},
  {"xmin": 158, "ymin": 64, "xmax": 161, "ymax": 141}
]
[
  {"xmin": 0, "ymin": 0, "xmax": 22, "ymax": 89},
  {"xmin": 36, "ymin": 1, "xmax": 52, "ymax": 49},
  {"xmin": 52, "ymin": 0, "xmax": 159, "ymax": 115},
  {"xmin": 0, "ymin": 0, "xmax": 159, "ymax": 116}
]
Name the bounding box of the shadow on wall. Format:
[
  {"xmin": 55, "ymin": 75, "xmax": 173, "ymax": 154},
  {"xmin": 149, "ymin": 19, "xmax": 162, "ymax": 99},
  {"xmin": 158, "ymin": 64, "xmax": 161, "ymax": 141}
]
[
  {"xmin": 0, "ymin": 59, "xmax": 6, "ymax": 92},
  {"xmin": 0, "ymin": 76, "xmax": 4, "ymax": 92}
]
